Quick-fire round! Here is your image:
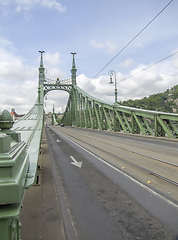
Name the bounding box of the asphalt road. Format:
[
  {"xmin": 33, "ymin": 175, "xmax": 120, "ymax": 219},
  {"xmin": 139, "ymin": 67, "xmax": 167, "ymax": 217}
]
[{"xmin": 45, "ymin": 126, "xmax": 178, "ymax": 240}]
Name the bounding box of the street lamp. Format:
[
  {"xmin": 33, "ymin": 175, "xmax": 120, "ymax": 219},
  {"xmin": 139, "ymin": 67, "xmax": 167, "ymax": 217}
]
[{"xmin": 108, "ymin": 70, "xmax": 117, "ymax": 104}]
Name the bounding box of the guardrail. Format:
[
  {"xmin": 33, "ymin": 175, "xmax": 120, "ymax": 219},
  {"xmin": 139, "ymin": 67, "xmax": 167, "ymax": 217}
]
[{"xmin": 0, "ymin": 101, "xmax": 43, "ymax": 239}]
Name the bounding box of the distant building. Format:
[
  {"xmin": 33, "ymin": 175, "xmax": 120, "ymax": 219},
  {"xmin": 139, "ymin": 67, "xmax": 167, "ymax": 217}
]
[{"xmin": 11, "ymin": 108, "xmax": 24, "ymax": 121}]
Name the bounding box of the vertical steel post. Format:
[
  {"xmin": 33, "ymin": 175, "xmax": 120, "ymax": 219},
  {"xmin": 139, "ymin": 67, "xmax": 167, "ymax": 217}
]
[
  {"xmin": 71, "ymin": 52, "xmax": 77, "ymax": 85},
  {"xmin": 154, "ymin": 115, "xmax": 158, "ymax": 137},
  {"xmin": 38, "ymin": 51, "xmax": 45, "ymax": 105},
  {"xmin": 52, "ymin": 103, "xmax": 55, "ymax": 125}
]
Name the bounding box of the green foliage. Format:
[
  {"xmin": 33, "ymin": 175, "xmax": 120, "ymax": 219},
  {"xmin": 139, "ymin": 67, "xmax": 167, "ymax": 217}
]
[
  {"xmin": 120, "ymin": 85, "xmax": 178, "ymax": 113},
  {"xmin": 171, "ymin": 85, "xmax": 178, "ymax": 100}
]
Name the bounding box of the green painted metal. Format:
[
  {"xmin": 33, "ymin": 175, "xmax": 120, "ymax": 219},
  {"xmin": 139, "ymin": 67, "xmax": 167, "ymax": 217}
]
[
  {"xmin": 1, "ymin": 50, "xmax": 177, "ymax": 239},
  {"xmin": 0, "ymin": 110, "xmax": 14, "ymax": 130},
  {"xmin": 52, "ymin": 103, "xmax": 58, "ymax": 126},
  {"xmin": 0, "ymin": 52, "xmax": 45, "ymax": 239},
  {"xmin": 61, "ymin": 85, "xmax": 178, "ymax": 139},
  {"xmin": 42, "ymin": 53, "xmax": 178, "ymax": 137},
  {"xmin": 0, "ymin": 110, "xmax": 29, "ymax": 239},
  {"xmin": 71, "ymin": 52, "xmax": 77, "ymax": 85}
]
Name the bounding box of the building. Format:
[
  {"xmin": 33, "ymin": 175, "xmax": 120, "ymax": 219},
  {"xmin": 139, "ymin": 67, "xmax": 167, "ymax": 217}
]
[{"xmin": 11, "ymin": 108, "xmax": 24, "ymax": 121}]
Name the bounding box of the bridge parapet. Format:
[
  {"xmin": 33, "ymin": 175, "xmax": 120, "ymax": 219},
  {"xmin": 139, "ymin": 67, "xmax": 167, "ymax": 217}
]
[
  {"xmin": 0, "ymin": 52, "xmax": 45, "ymax": 239},
  {"xmin": 0, "ymin": 104, "xmax": 43, "ymax": 239},
  {"xmin": 0, "ymin": 110, "xmax": 30, "ymax": 239},
  {"xmin": 0, "ymin": 102, "xmax": 44, "ymax": 240}
]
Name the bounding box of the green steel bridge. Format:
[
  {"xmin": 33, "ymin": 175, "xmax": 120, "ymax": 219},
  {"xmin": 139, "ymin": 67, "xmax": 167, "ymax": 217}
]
[{"xmin": 0, "ymin": 52, "xmax": 178, "ymax": 239}]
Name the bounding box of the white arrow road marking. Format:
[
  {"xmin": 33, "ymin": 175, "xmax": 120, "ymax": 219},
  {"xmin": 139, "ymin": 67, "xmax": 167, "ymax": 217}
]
[
  {"xmin": 57, "ymin": 139, "xmax": 61, "ymax": 142},
  {"xmin": 52, "ymin": 134, "xmax": 55, "ymax": 135},
  {"xmin": 70, "ymin": 156, "xmax": 83, "ymax": 168}
]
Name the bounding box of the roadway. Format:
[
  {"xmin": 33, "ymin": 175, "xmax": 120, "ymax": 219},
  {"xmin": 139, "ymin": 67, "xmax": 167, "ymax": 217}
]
[{"xmin": 46, "ymin": 125, "xmax": 178, "ymax": 240}]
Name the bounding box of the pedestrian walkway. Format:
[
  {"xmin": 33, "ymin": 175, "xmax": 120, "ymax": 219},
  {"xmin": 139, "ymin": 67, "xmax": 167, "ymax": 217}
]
[{"xmin": 20, "ymin": 128, "xmax": 66, "ymax": 240}]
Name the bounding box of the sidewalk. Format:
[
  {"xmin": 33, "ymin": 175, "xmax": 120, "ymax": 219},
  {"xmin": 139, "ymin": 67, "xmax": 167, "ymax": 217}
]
[{"xmin": 20, "ymin": 128, "xmax": 66, "ymax": 240}]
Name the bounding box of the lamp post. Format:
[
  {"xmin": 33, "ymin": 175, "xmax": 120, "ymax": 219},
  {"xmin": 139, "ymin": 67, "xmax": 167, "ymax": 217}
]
[{"xmin": 108, "ymin": 70, "xmax": 117, "ymax": 104}]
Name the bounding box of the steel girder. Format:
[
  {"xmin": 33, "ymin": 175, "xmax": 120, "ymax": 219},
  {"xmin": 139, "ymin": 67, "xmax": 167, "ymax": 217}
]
[
  {"xmin": 61, "ymin": 86, "xmax": 178, "ymax": 139},
  {"xmin": 43, "ymin": 83, "xmax": 73, "ymax": 96}
]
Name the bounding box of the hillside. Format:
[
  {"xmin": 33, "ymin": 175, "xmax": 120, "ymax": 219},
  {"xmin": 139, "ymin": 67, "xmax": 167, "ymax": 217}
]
[{"xmin": 120, "ymin": 85, "xmax": 178, "ymax": 113}]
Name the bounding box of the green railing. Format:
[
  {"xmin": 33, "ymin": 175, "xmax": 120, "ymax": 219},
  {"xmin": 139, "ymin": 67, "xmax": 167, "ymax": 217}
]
[
  {"xmin": 62, "ymin": 85, "xmax": 178, "ymax": 139},
  {"xmin": 0, "ymin": 53, "xmax": 44, "ymax": 239}
]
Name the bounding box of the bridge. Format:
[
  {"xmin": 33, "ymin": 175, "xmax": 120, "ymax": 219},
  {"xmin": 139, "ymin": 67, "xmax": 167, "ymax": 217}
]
[{"xmin": 0, "ymin": 52, "xmax": 178, "ymax": 239}]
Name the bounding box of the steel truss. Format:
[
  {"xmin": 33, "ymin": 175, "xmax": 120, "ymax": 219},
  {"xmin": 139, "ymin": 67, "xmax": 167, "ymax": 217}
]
[{"xmin": 61, "ymin": 85, "xmax": 178, "ymax": 139}]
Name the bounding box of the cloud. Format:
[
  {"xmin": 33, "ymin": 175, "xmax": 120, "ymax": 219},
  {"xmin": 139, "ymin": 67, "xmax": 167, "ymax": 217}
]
[
  {"xmin": 90, "ymin": 40, "xmax": 104, "ymax": 49},
  {"xmin": 46, "ymin": 68, "xmax": 65, "ymax": 80},
  {"xmin": 1, "ymin": 32, "xmax": 178, "ymax": 115},
  {"xmin": 105, "ymin": 41, "xmax": 118, "ymax": 53},
  {"xmin": 90, "ymin": 39, "xmax": 118, "ymax": 53},
  {"xmin": 0, "ymin": 79, "xmax": 37, "ymax": 114},
  {"xmin": 0, "ymin": 37, "xmax": 68, "ymax": 114},
  {"xmin": 44, "ymin": 52, "xmax": 62, "ymax": 66},
  {"xmin": 0, "ymin": 38, "xmax": 38, "ymax": 113},
  {"xmin": 0, "ymin": 36, "xmax": 15, "ymax": 49},
  {"xmin": 15, "ymin": 0, "xmax": 33, "ymax": 12},
  {"xmin": 41, "ymin": 0, "xmax": 66, "ymax": 12},
  {"xmin": 0, "ymin": 0, "xmax": 66, "ymax": 13},
  {"xmin": 44, "ymin": 90, "xmax": 69, "ymax": 113},
  {"xmin": 172, "ymin": 49, "xmax": 178, "ymax": 69},
  {"xmin": 40, "ymin": 52, "xmax": 65, "ymax": 80},
  {"xmin": 0, "ymin": 48, "xmax": 37, "ymax": 84},
  {"xmin": 85, "ymin": 50, "xmax": 178, "ymax": 104},
  {"xmin": 118, "ymin": 62, "xmax": 178, "ymax": 101},
  {"xmin": 118, "ymin": 58, "xmax": 136, "ymax": 68},
  {"xmin": 78, "ymin": 52, "xmax": 178, "ymax": 104}
]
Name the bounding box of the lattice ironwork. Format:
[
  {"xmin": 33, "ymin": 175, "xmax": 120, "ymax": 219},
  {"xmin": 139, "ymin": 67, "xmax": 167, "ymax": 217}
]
[{"xmin": 61, "ymin": 86, "xmax": 178, "ymax": 139}]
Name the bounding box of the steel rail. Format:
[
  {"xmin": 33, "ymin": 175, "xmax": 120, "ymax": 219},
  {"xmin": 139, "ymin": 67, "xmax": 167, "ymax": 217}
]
[
  {"xmin": 53, "ymin": 128, "xmax": 178, "ymax": 187},
  {"xmin": 59, "ymin": 128, "xmax": 178, "ymax": 168},
  {"xmin": 84, "ymin": 135, "xmax": 178, "ymax": 167}
]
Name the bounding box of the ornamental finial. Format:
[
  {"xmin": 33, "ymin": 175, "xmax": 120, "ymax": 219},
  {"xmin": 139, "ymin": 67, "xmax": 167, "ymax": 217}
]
[
  {"xmin": 39, "ymin": 51, "xmax": 45, "ymax": 67},
  {"xmin": 71, "ymin": 52, "xmax": 76, "ymax": 68}
]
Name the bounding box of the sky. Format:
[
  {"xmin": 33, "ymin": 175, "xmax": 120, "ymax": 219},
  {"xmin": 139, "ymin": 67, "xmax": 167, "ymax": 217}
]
[{"xmin": 0, "ymin": 0, "xmax": 178, "ymax": 114}]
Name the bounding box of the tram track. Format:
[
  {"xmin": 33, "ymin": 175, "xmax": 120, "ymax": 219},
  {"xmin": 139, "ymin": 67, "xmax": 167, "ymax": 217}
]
[
  {"xmin": 47, "ymin": 125, "xmax": 178, "ymax": 239},
  {"xmin": 52, "ymin": 127, "xmax": 178, "ymax": 188}
]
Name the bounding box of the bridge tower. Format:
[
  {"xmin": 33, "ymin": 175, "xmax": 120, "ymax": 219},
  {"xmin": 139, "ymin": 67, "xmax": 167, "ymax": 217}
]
[
  {"xmin": 53, "ymin": 103, "xmax": 55, "ymax": 114},
  {"xmin": 71, "ymin": 52, "xmax": 77, "ymax": 85},
  {"xmin": 38, "ymin": 51, "xmax": 45, "ymax": 104},
  {"xmin": 52, "ymin": 103, "xmax": 55, "ymax": 125}
]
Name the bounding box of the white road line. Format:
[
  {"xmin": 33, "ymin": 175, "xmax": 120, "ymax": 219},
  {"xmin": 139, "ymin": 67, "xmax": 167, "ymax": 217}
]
[{"xmin": 60, "ymin": 132, "xmax": 178, "ymax": 209}]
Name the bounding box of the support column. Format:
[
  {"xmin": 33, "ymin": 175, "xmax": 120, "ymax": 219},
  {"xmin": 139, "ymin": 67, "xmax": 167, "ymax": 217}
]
[
  {"xmin": 71, "ymin": 52, "xmax": 77, "ymax": 85},
  {"xmin": 38, "ymin": 51, "xmax": 45, "ymax": 105},
  {"xmin": 52, "ymin": 103, "xmax": 55, "ymax": 125},
  {"xmin": 154, "ymin": 115, "xmax": 158, "ymax": 137}
]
